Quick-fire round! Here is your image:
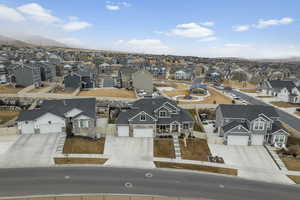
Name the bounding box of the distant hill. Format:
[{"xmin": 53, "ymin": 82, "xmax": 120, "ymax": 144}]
[
  {"xmin": 20, "ymin": 35, "xmax": 68, "ymax": 48},
  {"xmin": 256, "ymin": 57, "xmax": 300, "ymax": 63},
  {"xmin": 0, "ymin": 34, "xmax": 68, "ymax": 48},
  {"xmin": 0, "ymin": 35, "xmax": 31, "ymax": 47}
]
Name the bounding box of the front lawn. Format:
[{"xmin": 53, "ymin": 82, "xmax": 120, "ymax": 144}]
[
  {"xmin": 179, "ymin": 138, "xmax": 212, "ymax": 161},
  {"xmin": 281, "ymin": 157, "xmax": 300, "ymax": 171},
  {"xmin": 288, "ymin": 175, "xmax": 300, "ymax": 184},
  {"xmin": 270, "ymin": 101, "xmax": 300, "ymax": 108},
  {"xmin": 0, "ymin": 110, "xmax": 19, "ymax": 124},
  {"xmin": 154, "ymin": 161, "xmax": 237, "ymax": 176},
  {"xmin": 54, "ymin": 157, "xmax": 107, "ymax": 165},
  {"xmin": 154, "ymin": 139, "xmax": 176, "ymax": 158},
  {"xmin": 63, "ymin": 137, "xmax": 105, "ymax": 154}
]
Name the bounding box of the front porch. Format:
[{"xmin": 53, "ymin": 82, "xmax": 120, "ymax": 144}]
[{"xmin": 156, "ymin": 123, "xmax": 193, "ymax": 136}]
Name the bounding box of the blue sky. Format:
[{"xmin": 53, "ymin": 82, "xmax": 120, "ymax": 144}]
[{"xmin": 0, "ymin": 0, "xmax": 300, "ymax": 58}]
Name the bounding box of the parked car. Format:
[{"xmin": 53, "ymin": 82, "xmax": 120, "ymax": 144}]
[{"xmin": 296, "ymin": 108, "xmax": 300, "ymax": 112}]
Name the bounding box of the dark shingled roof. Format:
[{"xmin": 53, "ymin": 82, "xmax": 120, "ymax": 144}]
[
  {"xmin": 268, "ymin": 80, "xmax": 296, "ymax": 91},
  {"xmin": 218, "ymin": 104, "xmax": 279, "ymax": 121},
  {"xmin": 222, "ymin": 121, "xmax": 249, "ymax": 133},
  {"xmin": 116, "ymin": 96, "xmax": 193, "ymax": 125},
  {"xmin": 17, "ymin": 98, "xmax": 96, "ymax": 121}
]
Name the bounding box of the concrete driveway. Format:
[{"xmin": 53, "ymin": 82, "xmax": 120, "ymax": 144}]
[
  {"xmin": 208, "ymin": 144, "xmax": 293, "ymax": 184},
  {"xmin": 0, "ymin": 133, "xmax": 59, "ymax": 168},
  {"xmin": 104, "ymin": 136, "xmax": 154, "ymax": 168}
]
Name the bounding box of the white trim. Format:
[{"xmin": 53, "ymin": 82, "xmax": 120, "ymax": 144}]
[
  {"xmin": 271, "ymin": 129, "xmax": 289, "ymax": 136},
  {"xmin": 35, "ymin": 112, "xmax": 65, "ymax": 121},
  {"xmin": 128, "ymin": 111, "xmax": 156, "ymax": 121},
  {"xmin": 225, "ymin": 124, "xmax": 249, "ymax": 134},
  {"xmin": 154, "ymin": 104, "xmax": 173, "ymax": 113}
]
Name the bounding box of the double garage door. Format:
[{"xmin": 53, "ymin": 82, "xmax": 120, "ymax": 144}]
[
  {"xmin": 117, "ymin": 126, "xmax": 154, "ymax": 137},
  {"xmin": 39, "ymin": 123, "xmax": 64, "ymax": 134},
  {"xmin": 227, "ymin": 135, "xmax": 265, "ymax": 146}
]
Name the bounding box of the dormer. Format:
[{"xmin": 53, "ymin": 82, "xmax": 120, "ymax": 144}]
[{"xmin": 64, "ymin": 108, "xmax": 83, "ymax": 118}]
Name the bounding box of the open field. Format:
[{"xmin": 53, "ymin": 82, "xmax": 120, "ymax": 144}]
[
  {"xmin": 0, "ymin": 110, "xmax": 19, "ymax": 124},
  {"xmin": 63, "ymin": 137, "xmax": 105, "ymax": 154},
  {"xmin": 53, "ymin": 89, "xmax": 75, "ymax": 94},
  {"xmin": 180, "ymin": 139, "xmax": 211, "ymax": 161},
  {"xmin": 288, "ymin": 175, "xmax": 300, "ymax": 184},
  {"xmin": 0, "ymin": 84, "xmax": 23, "ymax": 94},
  {"xmin": 154, "ymin": 161, "xmax": 237, "ymax": 176},
  {"xmin": 164, "ymin": 89, "xmax": 205, "ymax": 97},
  {"xmin": 154, "ymin": 139, "xmax": 176, "ymax": 158},
  {"xmin": 222, "ymin": 80, "xmax": 256, "ymax": 89},
  {"xmin": 78, "ymin": 89, "xmax": 136, "ymax": 98},
  {"xmin": 281, "ymin": 157, "xmax": 300, "ymax": 171},
  {"xmin": 179, "ymin": 88, "xmax": 233, "ymax": 104},
  {"xmin": 154, "ymin": 81, "xmax": 190, "ymax": 89},
  {"xmin": 54, "ymin": 157, "xmax": 107, "ymax": 165},
  {"xmin": 270, "ymin": 101, "xmax": 300, "ymax": 108},
  {"xmin": 239, "ymin": 89, "xmax": 258, "ymax": 93}
]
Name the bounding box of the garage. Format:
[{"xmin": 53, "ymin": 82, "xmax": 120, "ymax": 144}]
[
  {"xmin": 39, "ymin": 123, "xmax": 64, "ymax": 134},
  {"xmin": 227, "ymin": 135, "xmax": 249, "ymax": 146},
  {"xmin": 133, "ymin": 128, "xmax": 154, "ymax": 138},
  {"xmin": 117, "ymin": 126, "xmax": 129, "ymax": 137},
  {"xmin": 19, "ymin": 122, "xmax": 35, "ymax": 134},
  {"xmin": 251, "ymin": 134, "xmax": 265, "ymax": 145}
]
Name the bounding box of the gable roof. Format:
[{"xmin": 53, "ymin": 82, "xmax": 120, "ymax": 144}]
[
  {"xmin": 17, "ymin": 98, "xmax": 96, "ymax": 121},
  {"xmin": 268, "ymin": 80, "xmax": 296, "ymax": 91},
  {"xmin": 218, "ymin": 104, "xmax": 279, "ymax": 121},
  {"xmin": 222, "ymin": 121, "xmax": 249, "ymax": 133}
]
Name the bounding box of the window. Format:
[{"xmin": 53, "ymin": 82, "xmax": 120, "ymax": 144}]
[
  {"xmin": 140, "ymin": 114, "xmax": 146, "ymax": 121},
  {"xmin": 159, "ymin": 111, "xmax": 167, "ymax": 117},
  {"xmin": 275, "ymin": 135, "xmax": 285, "ymax": 143},
  {"xmin": 79, "ymin": 120, "xmax": 89, "ymax": 128},
  {"xmin": 254, "ymin": 119, "xmax": 265, "ymax": 130},
  {"xmin": 183, "ymin": 123, "xmax": 189, "ymax": 130}
]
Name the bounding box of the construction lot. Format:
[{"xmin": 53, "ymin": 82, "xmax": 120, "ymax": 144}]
[
  {"xmin": 0, "ymin": 84, "xmax": 23, "ymax": 94},
  {"xmin": 78, "ymin": 88, "xmax": 136, "ymax": 98}
]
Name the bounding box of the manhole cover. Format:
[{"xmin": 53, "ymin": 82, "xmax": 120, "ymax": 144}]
[
  {"xmin": 65, "ymin": 176, "xmax": 70, "ymax": 179},
  {"xmin": 219, "ymin": 184, "xmax": 225, "ymax": 188},
  {"xmin": 145, "ymin": 172, "xmax": 153, "ymax": 178},
  {"xmin": 124, "ymin": 182, "xmax": 133, "ymax": 188}
]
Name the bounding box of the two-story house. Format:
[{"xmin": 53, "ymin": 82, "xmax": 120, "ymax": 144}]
[
  {"xmin": 260, "ymin": 80, "xmax": 300, "ymax": 103},
  {"xmin": 175, "ymin": 68, "xmax": 195, "ymax": 80},
  {"xmin": 11, "ymin": 63, "xmax": 42, "ymax": 87},
  {"xmin": 116, "ymin": 96, "xmax": 194, "ymax": 137},
  {"xmin": 216, "ymin": 104, "xmax": 289, "ymax": 147},
  {"xmin": 17, "ymin": 98, "xmax": 97, "ymax": 138}
]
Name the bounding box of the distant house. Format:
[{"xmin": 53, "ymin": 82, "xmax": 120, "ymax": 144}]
[
  {"xmin": 132, "ymin": 70, "xmax": 153, "ymax": 93},
  {"xmin": 36, "ymin": 62, "xmax": 56, "ymax": 82},
  {"xmin": 17, "ymin": 98, "xmax": 97, "ymax": 137},
  {"xmin": 260, "ymin": 80, "xmax": 300, "ymax": 103},
  {"xmin": 216, "ymin": 104, "xmax": 289, "ymax": 147},
  {"xmin": 175, "ymin": 69, "xmax": 194, "ymax": 80},
  {"xmin": 116, "ymin": 96, "xmax": 194, "ymax": 137},
  {"xmin": 0, "ymin": 64, "xmax": 7, "ymax": 83},
  {"xmin": 12, "ymin": 63, "xmax": 41, "ymax": 87},
  {"xmin": 205, "ymin": 70, "xmax": 222, "ymax": 83},
  {"xmin": 64, "ymin": 68, "xmax": 95, "ymax": 90}
]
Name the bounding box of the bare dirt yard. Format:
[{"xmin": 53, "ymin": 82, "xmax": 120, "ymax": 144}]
[
  {"xmin": 294, "ymin": 112, "xmax": 300, "ymax": 117},
  {"xmin": 154, "ymin": 139, "xmax": 176, "ymax": 158},
  {"xmin": 222, "ymin": 80, "xmax": 256, "ymax": 89},
  {"xmin": 63, "ymin": 137, "xmax": 105, "ymax": 154},
  {"xmin": 270, "ymin": 101, "xmax": 300, "ymax": 108},
  {"xmin": 53, "ymin": 89, "xmax": 75, "ymax": 94},
  {"xmin": 78, "ymin": 89, "xmax": 136, "ymax": 98},
  {"xmin": 0, "ymin": 110, "xmax": 19, "ymax": 124},
  {"xmin": 179, "ymin": 88, "xmax": 233, "ymax": 104},
  {"xmin": 288, "ymin": 175, "xmax": 300, "ymax": 184},
  {"xmin": 54, "ymin": 158, "xmax": 107, "ymax": 165},
  {"xmin": 179, "ymin": 138, "xmax": 211, "ymax": 161},
  {"xmin": 164, "ymin": 89, "xmax": 205, "ymax": 97},
  {"xmin": 281, "ymin": 157, "xmax": 300, "ymax": 171},
  {"xmin": 28, "ymin": 84, "xmax": 51, "ymax": 93},
  {"xmin": 154, "ymin": 161, "xmax": 237, "ymax": 176},
  {"xmin": 154, "ymin": 81, "xmax": 190, "ymax": 90},
  {"xmin": 0, "ymin": 84, "xmax": 23, "ymax": 94}
]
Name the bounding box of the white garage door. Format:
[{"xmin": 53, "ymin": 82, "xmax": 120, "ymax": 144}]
[
  {"xmin": 227, "ymin": 135, "xmax": 249, "ymax": 146},
  {"xmin": 21, "ymin": 123, "xmax": 35, "ymax": 134},
  {"xmin": 133, "ymin": 128, "xmax": 153, "ymax": 138},
  {"xmin": 251, "ymin": 135, "xmax": 265, "ymax": 145},
  {"xmin": 118, "ymin": 126, "xmax": 129, "ymax": 137},
  {"xmin": 39, "ymin": 123, "xmax": 63, "ymax": 134}
]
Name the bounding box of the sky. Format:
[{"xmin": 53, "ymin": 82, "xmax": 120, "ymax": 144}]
[{"xmin": 0, "ymin": 0, "xmax": 300, "ymax": 58}]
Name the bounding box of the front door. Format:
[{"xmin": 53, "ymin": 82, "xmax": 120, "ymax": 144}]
[{"xmin": 172, "ymin": 124, "xmax": 178, "ymax": 132}]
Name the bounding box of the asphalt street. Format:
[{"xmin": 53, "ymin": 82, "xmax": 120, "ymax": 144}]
[
  {"xmin": 231, "ymin": 90, "xmax": 300, "ymax": 132},
  {"xmin": 0, "ymin": 167, "xmax": 299, "ymax": 200}
]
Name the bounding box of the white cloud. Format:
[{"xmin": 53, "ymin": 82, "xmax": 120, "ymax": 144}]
[
  {"xmin": 17, "ymin": 3, "xmax": 60, "ymax": 23},
  {"xmin": 0, "ymin": 4, "xmax": 25, "ymax": 22},
  {"xmin": 200, "ymin": 21, "xmax": 215, "ymax": 27},
  {"xmin": 233, "ymin": 25, "xmax": 250, "ymax": 32},
  {"xmin": 224, "ymin": 43, "xmax": 250, "ymax": 48},
  {"xmin": 115, "ymin": 39, "xmax": 171, "ymax": 54},
  {"xmin": 198, "ymin": 37, "xmax": 217, "ymax": 42},
  {"xmin": 254, "ymin": 17, "xmax": 294, "ymax": 29},
  {"xmin": 105, "ymin": 5, "xmax": 120, "ymax": 11},
  {"xmin": 169, "ymin": 22, "xmax": 214, "ymax": 38},
  {"xmin": 63, "ymin": 20, "xmax": 92, "ymax": 31}
]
